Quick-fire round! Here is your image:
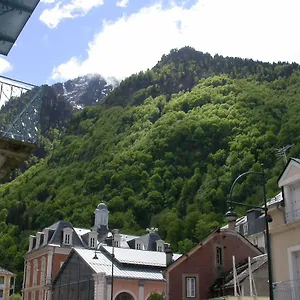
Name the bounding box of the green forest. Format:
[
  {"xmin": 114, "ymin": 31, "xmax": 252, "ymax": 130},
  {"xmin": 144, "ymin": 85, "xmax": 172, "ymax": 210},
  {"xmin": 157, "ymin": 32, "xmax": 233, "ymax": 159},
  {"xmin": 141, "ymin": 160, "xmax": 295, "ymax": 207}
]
[{"xmin": 0, "ymin": 47, "xmax": 300, "ymax": 291}]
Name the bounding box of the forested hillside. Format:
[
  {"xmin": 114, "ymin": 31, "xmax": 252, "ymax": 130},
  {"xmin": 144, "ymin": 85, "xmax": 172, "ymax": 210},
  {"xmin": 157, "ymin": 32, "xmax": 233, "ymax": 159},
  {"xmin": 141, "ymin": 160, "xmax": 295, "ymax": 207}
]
[{"xmin": 1, "ymin": 47, "xmax": 300, "ymax": 290}]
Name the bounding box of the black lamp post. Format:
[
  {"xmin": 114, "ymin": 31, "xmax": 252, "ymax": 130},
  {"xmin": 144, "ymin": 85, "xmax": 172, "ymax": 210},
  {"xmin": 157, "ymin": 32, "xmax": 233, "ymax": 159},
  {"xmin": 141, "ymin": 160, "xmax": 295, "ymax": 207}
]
[
  {"xmin": 225, "ymin": 165, "xmax": 274, "ymax": 300},
  {"xmin": 93, "ymin": 229, "xmax": 117, "ymax": 300}
]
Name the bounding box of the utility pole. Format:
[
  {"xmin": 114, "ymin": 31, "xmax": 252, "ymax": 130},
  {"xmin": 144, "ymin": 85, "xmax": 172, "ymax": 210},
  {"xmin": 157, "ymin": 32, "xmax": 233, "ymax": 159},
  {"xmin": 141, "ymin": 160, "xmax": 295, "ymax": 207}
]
[{"xmin": 275, "ymin": 145, "xmax": 293, "ymax": 165}]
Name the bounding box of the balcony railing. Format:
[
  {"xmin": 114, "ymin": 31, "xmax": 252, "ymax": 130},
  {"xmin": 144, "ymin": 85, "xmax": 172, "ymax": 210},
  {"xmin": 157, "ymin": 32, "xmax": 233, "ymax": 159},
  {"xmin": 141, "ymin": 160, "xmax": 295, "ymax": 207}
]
[
  {"xmin": 0, "ymin": 75, "xmax": 43, "ymax": 145},
  {"xmin": 273, "ymin": 279, "xmax": 300, "ymax": 300},
  {"xmin": 285, "ymin": 208, "xmax": 300, "ymax": 224}
]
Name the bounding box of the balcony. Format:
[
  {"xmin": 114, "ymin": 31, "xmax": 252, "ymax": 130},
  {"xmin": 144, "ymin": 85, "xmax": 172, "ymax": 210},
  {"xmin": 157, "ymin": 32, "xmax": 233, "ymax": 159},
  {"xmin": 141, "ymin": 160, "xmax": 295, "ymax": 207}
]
[
  {"xmin": 273, "ymin": 279, "xmax": 300, "ymax": 300},
  {"xmin": 285, "ymin": 208, "xmax": 300, "ymax": 224}
]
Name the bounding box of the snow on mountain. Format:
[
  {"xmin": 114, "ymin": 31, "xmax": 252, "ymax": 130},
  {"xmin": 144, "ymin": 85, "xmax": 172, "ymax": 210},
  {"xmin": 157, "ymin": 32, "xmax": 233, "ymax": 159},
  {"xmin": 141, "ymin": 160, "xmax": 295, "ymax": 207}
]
[{"xmin": 52, "ymin": 74, "xmax": 119, "ymax": 109}]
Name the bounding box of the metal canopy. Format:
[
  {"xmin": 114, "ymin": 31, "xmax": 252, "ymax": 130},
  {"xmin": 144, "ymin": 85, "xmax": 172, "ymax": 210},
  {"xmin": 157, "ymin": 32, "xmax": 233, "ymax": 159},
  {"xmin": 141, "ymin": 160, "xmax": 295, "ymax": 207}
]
[{"xmin": 0, "ymin": 0, "xmax": 40, "ymax": 56}]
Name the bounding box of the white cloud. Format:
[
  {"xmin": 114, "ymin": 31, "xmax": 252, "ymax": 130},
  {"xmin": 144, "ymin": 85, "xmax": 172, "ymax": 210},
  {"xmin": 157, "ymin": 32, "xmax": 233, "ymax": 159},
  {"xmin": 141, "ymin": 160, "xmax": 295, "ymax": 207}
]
[
  {"xmin": 39, "ymin": 0, "xmax": 104, "ymax": 29},
  {"xmin": 0, "ymin": 57, "xmax": 12, "ymax": 74},
  {"xmin": 116, "ymin": 0, "xmax": 128, "ymax": 8},
  {"xmin": 50, "ymin": 0, "xmax": 300, "ymax": 82}
]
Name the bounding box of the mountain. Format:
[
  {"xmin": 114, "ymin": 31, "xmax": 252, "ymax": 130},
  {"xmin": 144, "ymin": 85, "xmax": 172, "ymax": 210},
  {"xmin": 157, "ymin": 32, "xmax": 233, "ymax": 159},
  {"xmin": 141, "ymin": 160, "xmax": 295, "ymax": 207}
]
[
  {"xmin": 52, "ymin": 74, "xmax": 118, "ymax": 109},
  {"xmin": 1, "ymin": 47, "xmax": 300, "ymax": 291}
]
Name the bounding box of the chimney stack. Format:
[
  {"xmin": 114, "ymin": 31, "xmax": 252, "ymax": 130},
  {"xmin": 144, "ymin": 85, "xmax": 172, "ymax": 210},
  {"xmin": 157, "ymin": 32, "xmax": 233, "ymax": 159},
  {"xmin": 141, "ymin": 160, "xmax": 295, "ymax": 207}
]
[{"xmin": 165, "ymin": 247, "xmax": 173, "ymax": 267}]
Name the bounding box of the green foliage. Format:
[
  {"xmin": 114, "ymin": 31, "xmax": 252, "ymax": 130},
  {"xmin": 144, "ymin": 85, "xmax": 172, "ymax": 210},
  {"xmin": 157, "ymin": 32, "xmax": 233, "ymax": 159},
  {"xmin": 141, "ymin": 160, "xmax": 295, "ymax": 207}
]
[
  {"xmin": 0, "ymin": 47, "xmax": 300, "ymax": 292},
  {"xmin": 10, "ymin": 294, "xmax": 22, "ymax": 300},
  {"xmin": 148, "ymin": 292, "xmax": 165, "ymax": 300}
]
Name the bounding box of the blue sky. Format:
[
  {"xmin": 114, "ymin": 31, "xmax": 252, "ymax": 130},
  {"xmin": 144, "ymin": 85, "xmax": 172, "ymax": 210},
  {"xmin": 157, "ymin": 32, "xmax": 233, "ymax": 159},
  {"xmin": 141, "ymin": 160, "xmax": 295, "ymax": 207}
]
[{"xmin": 0, "ymin": 0, "xmax": 300, "ymax": 86}]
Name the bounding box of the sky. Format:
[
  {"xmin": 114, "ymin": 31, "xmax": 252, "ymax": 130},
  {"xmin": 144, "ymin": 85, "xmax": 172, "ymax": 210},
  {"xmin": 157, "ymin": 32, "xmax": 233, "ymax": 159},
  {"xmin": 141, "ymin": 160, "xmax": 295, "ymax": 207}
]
[{"xmin": 1, "ymin": 0, "xmax": 300, "ymax": 86}]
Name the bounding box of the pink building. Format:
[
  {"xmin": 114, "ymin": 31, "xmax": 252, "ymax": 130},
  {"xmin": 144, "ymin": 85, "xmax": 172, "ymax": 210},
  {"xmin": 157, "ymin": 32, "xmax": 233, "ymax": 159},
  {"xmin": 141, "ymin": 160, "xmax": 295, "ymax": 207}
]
[{"xmin": 52, "ymin": 246, "xmax": 181, "ymax": 300}]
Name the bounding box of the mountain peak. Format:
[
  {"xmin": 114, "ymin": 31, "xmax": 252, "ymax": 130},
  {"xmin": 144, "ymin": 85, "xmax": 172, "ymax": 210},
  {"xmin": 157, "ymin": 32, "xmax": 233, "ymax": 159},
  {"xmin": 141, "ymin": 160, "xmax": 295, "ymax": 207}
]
[{"xmin": 52, "ymin": 74, "xmax": 119, "ymax": 108}]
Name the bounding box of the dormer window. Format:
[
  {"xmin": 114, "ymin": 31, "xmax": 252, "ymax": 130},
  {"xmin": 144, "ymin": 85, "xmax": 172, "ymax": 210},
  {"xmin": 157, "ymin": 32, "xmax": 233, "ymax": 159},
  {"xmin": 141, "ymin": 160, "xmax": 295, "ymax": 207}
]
[
  {"xmin": 113, "ymin": 230, "xmax": 121, "ymax": 248},
  {"xmin": 43, "ymin": 229, "xmax": 49, "ymax": 246},
  {"xmin": 28, "ymin": 235, "xmax": 35, "ymax": 252},
  {"xmin": 89, "ymin": 231, "xmax": 98, "ymax": 249},
  {"xmin": 156, "ymin": 240, "xmax": 165, "ymax": 252},
  {"xmin": 35, "ymin": 232, "xmax": 42, "ymax": 250},
  {"xmin": 63, "ymin": 228, "xmax": 73, "ymax": 246},
  {"xmin": 134, "ymin": 238, "xmax": 144, "ymax": 250},
  {"xmin": 90, "ymin": 237, "xmax": 95, "ymax": 248}
]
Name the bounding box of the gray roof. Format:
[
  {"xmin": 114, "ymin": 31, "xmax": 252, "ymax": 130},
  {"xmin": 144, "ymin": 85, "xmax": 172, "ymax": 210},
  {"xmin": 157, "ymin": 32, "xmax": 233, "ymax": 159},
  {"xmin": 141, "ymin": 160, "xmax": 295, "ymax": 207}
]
[
  {"xmin": 101, "ymin": 245, "xmax": 182, "ymax": 267},
  {"xmin": 75, "ymin": 248, "xmax": 166, "ymax": 281},
  {"xmin": 0, "ymin": 266, "xmax": 14, "ymax": 276}
]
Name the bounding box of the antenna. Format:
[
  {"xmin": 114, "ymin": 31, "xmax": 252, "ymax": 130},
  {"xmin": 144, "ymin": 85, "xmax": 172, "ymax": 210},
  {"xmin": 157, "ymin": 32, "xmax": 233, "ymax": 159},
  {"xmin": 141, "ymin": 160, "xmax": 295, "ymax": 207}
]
[{"xmin": 275, "ymin": 144, "xmax": 293, "ymax": 165}]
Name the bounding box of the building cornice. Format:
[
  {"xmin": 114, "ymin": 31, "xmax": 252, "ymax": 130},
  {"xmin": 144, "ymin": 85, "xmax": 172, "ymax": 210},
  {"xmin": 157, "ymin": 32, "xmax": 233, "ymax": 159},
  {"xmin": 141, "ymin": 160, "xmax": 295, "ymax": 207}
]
[{"xmin": 270, "ymin": 220, "xmax": 300, "ymax": 235}]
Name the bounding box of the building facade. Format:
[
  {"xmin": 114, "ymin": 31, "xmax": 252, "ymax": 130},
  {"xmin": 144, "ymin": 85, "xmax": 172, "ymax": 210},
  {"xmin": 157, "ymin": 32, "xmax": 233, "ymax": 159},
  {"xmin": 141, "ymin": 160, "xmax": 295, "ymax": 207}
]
[
  {"xmin": 0, "ymin": 267, "xmax": 15, "ymax": 300},
  {"xmin": 165, "ymin": 228, "xmax": 262, "ymax": 300},
  {"xmin": 52, "ymin": 246, "xmax": 181, "ymax": 300},
  {"xmin": 23, "ymin": 203, "xmax": 172, "ymax": 300},
  {"xmin": 268, "ymin": 158, "xmax": 300, "ymax": 299}
]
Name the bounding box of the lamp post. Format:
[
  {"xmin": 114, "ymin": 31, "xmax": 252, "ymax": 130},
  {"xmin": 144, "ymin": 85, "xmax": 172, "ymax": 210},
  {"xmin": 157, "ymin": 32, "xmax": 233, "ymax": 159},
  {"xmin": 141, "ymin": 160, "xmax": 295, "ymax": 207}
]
[
  {"xmin": 93, "ymin": 229, "xmax": 117, "ymax": 300},
  {"xmin": 225, "ymin": 165, "xmax": 274, "ymax": 300}
]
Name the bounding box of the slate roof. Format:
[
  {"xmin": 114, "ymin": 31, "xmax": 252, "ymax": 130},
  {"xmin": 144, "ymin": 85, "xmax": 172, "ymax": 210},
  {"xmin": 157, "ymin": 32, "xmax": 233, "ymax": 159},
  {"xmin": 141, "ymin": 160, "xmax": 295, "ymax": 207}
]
[
  {"xmin": 0, "ymin": 266, "xmax": 14, "ymax": 276},
  {"xmin": 101, "ymin": 245, "xmax": 182, "ymax": 267},
  {"xmin": 74, "ymin": 248, "xmax": 170, "ymax": 281},
  {"xmin": 210, "ymin": 254, "xmax": 268, "ymax": 291}
]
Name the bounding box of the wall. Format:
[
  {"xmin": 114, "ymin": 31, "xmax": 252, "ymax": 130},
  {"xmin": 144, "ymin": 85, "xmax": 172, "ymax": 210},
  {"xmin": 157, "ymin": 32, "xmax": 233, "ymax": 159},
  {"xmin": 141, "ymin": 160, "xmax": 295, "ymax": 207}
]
[
  {"xmin": 270, "ymin": 218, "xmax": 300, "ymax": 282},
  {"xmin": 112, "ymin": 279, "xmax": 166, "ymax": 300},
  {"xmin": 167, "ymin": 231, "xmax": 261, "ymax": 300}
]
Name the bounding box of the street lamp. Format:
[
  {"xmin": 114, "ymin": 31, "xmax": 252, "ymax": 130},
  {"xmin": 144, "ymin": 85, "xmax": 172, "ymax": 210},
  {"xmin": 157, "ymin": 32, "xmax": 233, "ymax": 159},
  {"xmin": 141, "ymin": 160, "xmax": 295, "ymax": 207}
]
[
  {"xmin": 225, "ymin": 164, "xmax": 274, "ymax": 300},
  {"xmin": 93, "ymin": 229, "xmax": 117, "ymax": 300}
]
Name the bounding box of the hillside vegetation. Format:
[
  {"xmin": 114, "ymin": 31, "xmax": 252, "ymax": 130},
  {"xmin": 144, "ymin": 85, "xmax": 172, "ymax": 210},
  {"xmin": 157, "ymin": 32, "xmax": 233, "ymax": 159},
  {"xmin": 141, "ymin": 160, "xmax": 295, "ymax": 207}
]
[{"xmin": 0, "ymin": 47, "xmax": 300, "ymax": 290}]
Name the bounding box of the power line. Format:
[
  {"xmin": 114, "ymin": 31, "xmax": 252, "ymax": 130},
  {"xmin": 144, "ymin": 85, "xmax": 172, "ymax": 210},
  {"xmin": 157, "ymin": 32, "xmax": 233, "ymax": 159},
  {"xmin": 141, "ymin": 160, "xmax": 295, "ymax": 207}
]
[{"xmin": 275, "ymin": 144, "xmax": 293, "ymax": 165}]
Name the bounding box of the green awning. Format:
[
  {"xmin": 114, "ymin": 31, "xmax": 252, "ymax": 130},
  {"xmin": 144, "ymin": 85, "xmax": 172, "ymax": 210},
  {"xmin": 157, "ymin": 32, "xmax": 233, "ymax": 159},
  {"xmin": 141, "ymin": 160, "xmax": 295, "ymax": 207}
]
[{"xmin": 0, "ymin": 0, "xmax": 40, "ymax": 56}]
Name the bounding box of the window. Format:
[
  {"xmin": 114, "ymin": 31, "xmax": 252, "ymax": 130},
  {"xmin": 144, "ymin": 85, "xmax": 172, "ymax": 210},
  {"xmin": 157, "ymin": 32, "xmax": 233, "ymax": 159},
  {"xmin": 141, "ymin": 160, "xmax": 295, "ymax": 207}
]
[
  {"xmin": 0, "ymin": 276, "xmax": 4, "ymax": 284},
  {"xmin": 114, "ymin": 240, "xmax": 119, "ymax": 247},
  {"xmin": 216, "ymin": 246, "xmax": 223, "ymax": 266},
  {"xmin": 64, "ymin": 233, "xmax": 70, "ymax": 244},
  {"xmin": 31, "ymin": 290, "xmax": 35, "ymax": 300},
  {"xmin": 33, "ymin": 259, "xmax": 38, "ymax": 286},
  {"xmin": 63, "ymin": 228, "xmax": 73, "ymax": 245},
  {"xmin": 186, "ymin": 277, "xmax": 196, "ymax": 298},
  {"xmin": 26, "ymin": 263, "xmax": 31, "ymax": 288},
  {"xmin": 157, "ymin": 246, "xmax": 162, "ymax": 252},
  {"xmin": 90, "ymin": 237, "xmax": 95, "ymax": 248},
  {"xmin": 243, "ymin": 223, "xmax": 248, "ymax": 235},
  {"xmin": 136, "ymin": 243, "xmax": 141, "ymax": 250},
  {"xmin": 39, "ymin": 289, "xmax": 43, "ymax": 300},
  {"xmin": 40, "ymin": 257, "xmax": 46, "ymax": 285}
]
